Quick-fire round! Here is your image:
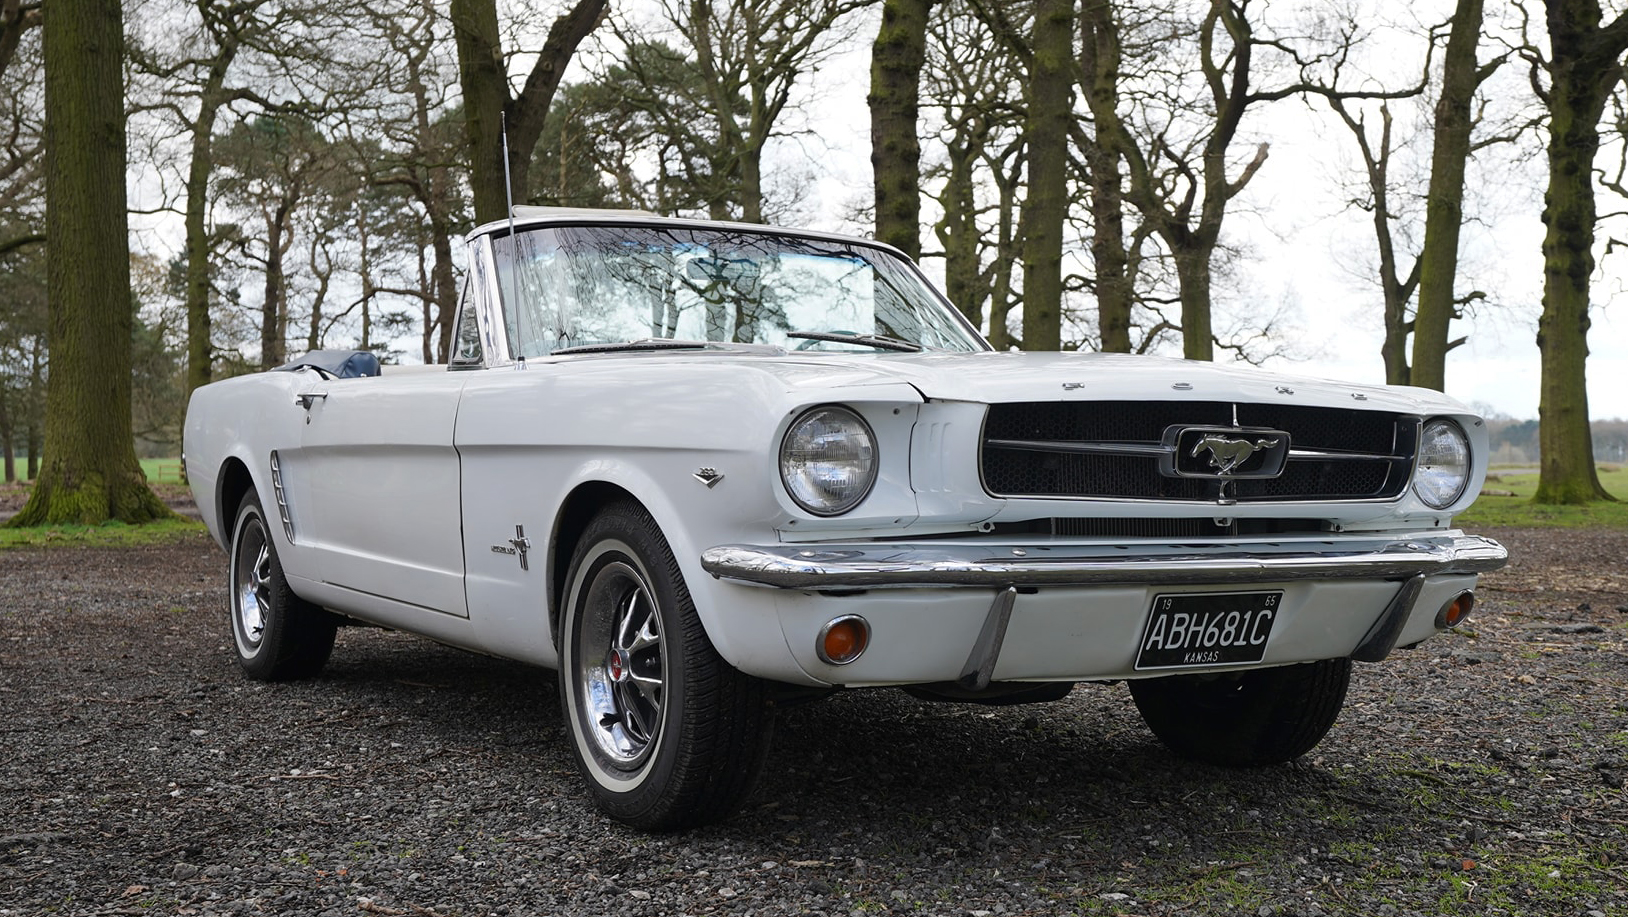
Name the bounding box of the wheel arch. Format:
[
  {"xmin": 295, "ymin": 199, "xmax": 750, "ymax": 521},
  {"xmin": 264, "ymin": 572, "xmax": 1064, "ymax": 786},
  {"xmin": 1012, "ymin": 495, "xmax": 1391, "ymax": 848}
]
[
  {"xmin": 216, "ymin": 456, "xmax": 257, "ymax": 545},
  {"xmin": 548, "ymin": 480, "xmax": 641, "ymax": 645}
]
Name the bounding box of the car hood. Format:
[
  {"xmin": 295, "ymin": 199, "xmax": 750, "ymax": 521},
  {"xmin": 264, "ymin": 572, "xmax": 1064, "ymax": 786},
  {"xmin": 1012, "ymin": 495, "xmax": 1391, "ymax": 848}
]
[{"xmin": 740, "ymin": 350, "xmax": 1467, "ymax": 416}]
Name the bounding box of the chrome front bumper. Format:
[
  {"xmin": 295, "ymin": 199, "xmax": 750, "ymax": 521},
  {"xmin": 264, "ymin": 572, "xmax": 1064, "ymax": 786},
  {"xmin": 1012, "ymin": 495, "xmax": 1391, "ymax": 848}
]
[{"xmin": 700, "ymin": 532, "xmax": 1507, "ymax": 590}]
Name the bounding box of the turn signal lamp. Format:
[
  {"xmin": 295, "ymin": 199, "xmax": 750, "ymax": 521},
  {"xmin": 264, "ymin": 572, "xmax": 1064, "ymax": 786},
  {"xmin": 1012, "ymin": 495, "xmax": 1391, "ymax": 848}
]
[
  {"xmin": 817, "ymin": 615, "xmax": 870, "ymax": 665},
  {"xmin": 1435, "ymin": 592, "xmax": 1476, "ymax": 629}
]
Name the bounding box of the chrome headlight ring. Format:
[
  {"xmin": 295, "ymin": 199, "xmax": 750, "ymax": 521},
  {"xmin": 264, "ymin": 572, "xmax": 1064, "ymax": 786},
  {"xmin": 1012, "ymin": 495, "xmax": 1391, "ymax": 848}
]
[
  {"xmin": 1413, "ymin": 418, "xmax": 1471, "ymax": 510},
  {"xmin": 779, "ymin": 405, "xmax": 878, "ymax": 516}
]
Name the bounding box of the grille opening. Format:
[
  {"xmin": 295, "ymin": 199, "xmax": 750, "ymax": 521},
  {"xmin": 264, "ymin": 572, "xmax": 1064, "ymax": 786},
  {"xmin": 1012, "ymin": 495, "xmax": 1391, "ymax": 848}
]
[
  {"xmin": 981, "ymin": 401, "xmax": 1415, "ymax": 503},
  {"xmin": 989, "ymin": 517, "xmax": 1330, "ymax": 539}
]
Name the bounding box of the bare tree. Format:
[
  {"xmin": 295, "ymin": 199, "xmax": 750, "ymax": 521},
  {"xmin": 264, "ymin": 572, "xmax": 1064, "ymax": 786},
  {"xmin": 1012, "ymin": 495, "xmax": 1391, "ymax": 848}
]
[
  {"xmin": 534, "ymin": 39, "xmax": 726, "ymax": 215},
  {"xmin": 214, "ymin": 114, "xmax": 338, "ymax": 368},
  {"xmin": 0, "ymin": 1, "xmax": 42, "ymax": 257},
  {"xmin": 1093, "ymin": 1, "xmax": 1412, "ymax": 361},
  {"xmin": 1328, "ymin": 98, "xmax": 1422, "ymax": 384},
  {"xmin": 648, "ymin": 0, "xmax": 873, "ymax": 223},
  {"xmin": 362, "ymin": 0, "xmax": 466, "ymax": 362},
  {"xmin": 921, "ymin": 0, "xmax": 1027, "ymax": 345}
]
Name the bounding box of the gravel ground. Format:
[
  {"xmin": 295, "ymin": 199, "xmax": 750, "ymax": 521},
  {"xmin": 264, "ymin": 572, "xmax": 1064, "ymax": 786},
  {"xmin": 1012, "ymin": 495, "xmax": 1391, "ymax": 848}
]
[{"xmin": 1, "ymin": 525, "xmax": 1624, "ymax": 917}]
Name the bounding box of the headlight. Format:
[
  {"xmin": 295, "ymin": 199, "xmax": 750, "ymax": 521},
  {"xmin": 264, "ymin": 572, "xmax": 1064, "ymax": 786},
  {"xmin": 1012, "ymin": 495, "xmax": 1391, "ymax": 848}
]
[
  {"xmin": 780, "ymin": 405, "xmax": 877, "ymax": 516},
  {"xmin": 1413, "ymin": 419, "xmax": 1470, "ymax": 509}
]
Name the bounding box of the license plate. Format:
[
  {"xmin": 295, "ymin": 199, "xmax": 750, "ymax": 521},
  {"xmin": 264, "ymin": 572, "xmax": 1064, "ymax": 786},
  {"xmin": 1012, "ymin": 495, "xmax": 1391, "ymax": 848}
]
[{"xmin": 1134, "ymin": 591, "xmax": 1281, "ymax": 670}]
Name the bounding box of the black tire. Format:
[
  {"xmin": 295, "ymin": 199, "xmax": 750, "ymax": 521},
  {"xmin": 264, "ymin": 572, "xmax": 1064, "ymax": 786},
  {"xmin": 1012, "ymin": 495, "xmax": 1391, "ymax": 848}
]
[
  {"xmin": 559, "ymin": 500, "xmax": 773, "ymax": 830},
  {"xmin": 227, "ymin": 492, "xmax": 336, "ymax": 681},
  {"xmin": 1128, "ymin": 658, "xmax": 1352, "ymax": 766}
]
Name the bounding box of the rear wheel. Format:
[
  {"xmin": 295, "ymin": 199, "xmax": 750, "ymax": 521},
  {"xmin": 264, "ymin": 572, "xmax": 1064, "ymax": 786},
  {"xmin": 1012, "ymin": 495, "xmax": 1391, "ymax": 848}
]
[
  {"xmin": 559, "ymin": 501, "xmax": 773, "ymax": 830},
  {"xmin": 228, "ymin": 492, "xmax": 336, "ymax": 680},
  {"xmin": 1128, "ymin": 659, "xmax": 1351, "ymax": 766}
]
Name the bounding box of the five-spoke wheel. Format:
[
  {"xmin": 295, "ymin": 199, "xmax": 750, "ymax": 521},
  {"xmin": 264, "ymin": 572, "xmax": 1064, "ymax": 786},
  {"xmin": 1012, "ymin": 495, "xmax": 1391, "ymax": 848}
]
[
  {"xmin": 576, "ymin": 558, "xmax": 668, "ymax": 770},
  {"xmin": 559, "ymin": 501, "xmax": 773, "ymax": 830}
]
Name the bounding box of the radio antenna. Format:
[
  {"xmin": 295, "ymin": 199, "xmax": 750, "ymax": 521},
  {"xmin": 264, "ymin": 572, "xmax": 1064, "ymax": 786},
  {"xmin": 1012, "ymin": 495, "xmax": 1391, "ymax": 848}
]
[{"xmin": 501, "ymin": 111, "xmax": 525, "ymax": 365}]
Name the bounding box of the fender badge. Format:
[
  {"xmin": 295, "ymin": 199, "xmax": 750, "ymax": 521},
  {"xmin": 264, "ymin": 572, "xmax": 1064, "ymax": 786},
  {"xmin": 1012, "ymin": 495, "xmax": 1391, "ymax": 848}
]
[
  {"xmin": 694, "ymin": 467, "xmax": 724, "ymax": 488},
  {"xmin": 491, "ymin": 524, "xmax": 532, "ymax": 571}
]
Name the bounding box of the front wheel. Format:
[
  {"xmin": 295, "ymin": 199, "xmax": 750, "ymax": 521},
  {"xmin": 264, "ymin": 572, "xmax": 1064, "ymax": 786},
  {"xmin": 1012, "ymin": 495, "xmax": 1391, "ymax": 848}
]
[
  {"xmin": 228, "ymin": 492, "xmax": 336, "ymax": 681},
  {"xmin": 559, "ymin": 501, "xmax": 773, "ymax": 830},
  {"xmin": 1128, "ymin": 659, "xmax": 1352, "ymax": 766}
]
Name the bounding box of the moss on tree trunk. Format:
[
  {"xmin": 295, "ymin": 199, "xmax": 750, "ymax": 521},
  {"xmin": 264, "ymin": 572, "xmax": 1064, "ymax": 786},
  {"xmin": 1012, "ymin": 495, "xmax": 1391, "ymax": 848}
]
[
  {"xmin": 1019, "ymin": 0, "xmax": 1074, "ymax": 352},
  {"xmin": 1533, "ymin": 0, "xmax": 1617, "ymax": 505},
  {"xmin": 11, "ymin": 0, "xmax": 170, "ymax": 527},
  {"xmin": 870, "ymin": 0, "xmax": 932, "ymax": 259}
]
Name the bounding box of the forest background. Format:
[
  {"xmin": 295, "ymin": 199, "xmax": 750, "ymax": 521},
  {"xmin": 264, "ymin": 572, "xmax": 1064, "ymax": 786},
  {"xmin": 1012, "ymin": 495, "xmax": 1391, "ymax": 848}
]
[{"xmin": 1, "ymin": 0, "xmax": 1624, "ymax": 523}]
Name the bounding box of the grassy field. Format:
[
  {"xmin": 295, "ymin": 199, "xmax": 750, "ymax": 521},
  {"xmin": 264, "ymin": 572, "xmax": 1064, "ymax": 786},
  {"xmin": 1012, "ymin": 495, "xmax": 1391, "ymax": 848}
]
[
  {"xmin": 1457, "ymin": 464, "xmax": 1628, "ymax": 529},
  {"xmin": 0, "ymin": 456, "xmax": 205, "ymax": 549},
  {"xmin": 0, "ymin": 516, "xmax": 206, "ymax": 549}
]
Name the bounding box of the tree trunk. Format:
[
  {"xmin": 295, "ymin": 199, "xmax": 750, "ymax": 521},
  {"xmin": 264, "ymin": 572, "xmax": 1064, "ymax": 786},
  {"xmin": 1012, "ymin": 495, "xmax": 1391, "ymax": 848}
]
[
  {"xmin": 1019, "ymin": 0, "xmax": 1074, "ymax": 352},
  {"xmin": 934, "ymin": 126, "xmax": 984, "ymax": 329},
  {"xmin": 1079, "ymin": 0, "xmax": 1130, "ymax": 353},
  {"xmin": 450, "ymin": 0, "xmax": 507, "ymax": 225},
  {"xmin": 184, "ymin": 118, "xmax": 217, "ymax": 394},
  {"xmin": 1, "ymin": 393, "xmax": 14, "ymax": 483},
  {"xmin": 1410, "ymin": 0, "xmax": 1484, "ymax": 391},
  {"xmin": 182, "ymin": 45, "xmax": 237, "ymax": 396},
  {"xmin": 431, "ymin": 225, "xmax": 457, "ymax": 361},
  {"xmin": 452, "ymin": 0, "xmax": 607, "ymax": 225},
  {"xmin": 26, "ymin": 335, "xmax": 41, "ymax": 479},
  {"xmin": 987, "ymin": 168, "xmax": 1022, "ymax": 351},
  {"xmin": 1173, "ymin": 243, "xmax": 1215, "ymax": 361},
  {"xmin": 260, "ymin": 201, "xmax": 290, "ymax": 369},
  {"xmin": 870, "ymin": 0, "xmax": 932, "ymax": 258},
  {"xmin": 739, "ymin": 140, "xmax": 765, "ymax": 224},
  {"xmin": 11, "ymin": 0, "xmax": 169, "ymax": 526},
  {"xmin": 1533, "ymin": 0, "xmax": 1618, "ymax": 504}
]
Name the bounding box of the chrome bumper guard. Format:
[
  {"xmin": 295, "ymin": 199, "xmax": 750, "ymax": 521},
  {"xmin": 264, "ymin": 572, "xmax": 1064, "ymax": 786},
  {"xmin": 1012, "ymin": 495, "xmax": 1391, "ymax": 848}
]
[{"xmin": 700, "ymin": 533, "xmax": 1507, "ymax": 590}]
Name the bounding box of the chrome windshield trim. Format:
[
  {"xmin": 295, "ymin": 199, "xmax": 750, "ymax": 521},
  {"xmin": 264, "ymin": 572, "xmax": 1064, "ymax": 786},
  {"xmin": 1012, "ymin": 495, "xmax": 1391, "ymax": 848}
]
[{"xmin": 700, "ymin": 533, "xmax": 1507, "ymax": 590}]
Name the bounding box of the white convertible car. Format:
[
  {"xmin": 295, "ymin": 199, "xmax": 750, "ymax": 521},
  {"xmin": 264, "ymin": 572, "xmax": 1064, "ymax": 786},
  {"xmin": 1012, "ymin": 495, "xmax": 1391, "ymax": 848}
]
[{"xmin": 185, "ymin": 207, "xmax": 1507, "ymax": 829}]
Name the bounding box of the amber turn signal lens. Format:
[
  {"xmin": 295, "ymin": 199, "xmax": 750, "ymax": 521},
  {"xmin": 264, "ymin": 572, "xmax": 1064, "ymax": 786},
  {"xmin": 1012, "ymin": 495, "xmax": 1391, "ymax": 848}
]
[
  {"xmin": 817, "ymin": 615, "xmax": 870, "ymax": 665},
  {"xmin": 1435, "ymin": 592, "xmax": 1476, "ymax": 629}
]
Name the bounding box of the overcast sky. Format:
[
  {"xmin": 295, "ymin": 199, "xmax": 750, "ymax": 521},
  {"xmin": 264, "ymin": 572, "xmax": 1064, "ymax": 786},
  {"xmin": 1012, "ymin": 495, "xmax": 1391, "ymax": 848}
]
[{"xmin": 778, "ymin": 3, "xmax": 1625, "ymax": 423}]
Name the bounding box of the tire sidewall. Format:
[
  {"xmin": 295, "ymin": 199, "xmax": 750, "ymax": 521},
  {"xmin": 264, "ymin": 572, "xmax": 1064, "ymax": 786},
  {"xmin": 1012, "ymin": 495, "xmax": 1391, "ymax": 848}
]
[
  {"xmin": 228, "ymin": 497, "xmax": 277, "ymax": 675},
  {"xmin": 560, "ymin": 531, "xmax": 686, "ymax": 802}
]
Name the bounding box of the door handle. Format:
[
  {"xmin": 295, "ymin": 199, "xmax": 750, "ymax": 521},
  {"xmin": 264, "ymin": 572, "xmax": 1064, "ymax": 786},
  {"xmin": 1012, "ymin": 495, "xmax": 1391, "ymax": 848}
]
[{"xmin": 295, "ymin": 391, "xmax": 328, "ymax": 410}]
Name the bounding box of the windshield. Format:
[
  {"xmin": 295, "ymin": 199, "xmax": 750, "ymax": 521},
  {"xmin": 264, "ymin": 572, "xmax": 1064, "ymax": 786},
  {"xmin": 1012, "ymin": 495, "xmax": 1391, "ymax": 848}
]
[{"xmin": 490, "ymin": 225, "xmax": 986, "ymax": 358}]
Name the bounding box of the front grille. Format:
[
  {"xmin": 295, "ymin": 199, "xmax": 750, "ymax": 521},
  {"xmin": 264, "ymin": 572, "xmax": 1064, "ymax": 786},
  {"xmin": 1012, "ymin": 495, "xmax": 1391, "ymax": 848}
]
[{"xmin": 982, "ymin": 401, "xmax": 1415, "ymax": 503}]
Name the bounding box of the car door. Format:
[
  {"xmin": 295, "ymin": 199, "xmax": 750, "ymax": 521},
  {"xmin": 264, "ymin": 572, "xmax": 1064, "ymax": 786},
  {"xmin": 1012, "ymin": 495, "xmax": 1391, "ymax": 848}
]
[{"xmin": 293, "ymin": 370, "xmax": 470, "ymax": 617}]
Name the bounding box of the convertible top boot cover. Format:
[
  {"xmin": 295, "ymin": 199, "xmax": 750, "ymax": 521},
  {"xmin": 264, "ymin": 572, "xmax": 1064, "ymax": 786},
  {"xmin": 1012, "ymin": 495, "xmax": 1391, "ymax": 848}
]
[{"xmin": 274, "ymin": 350, "xmax": 383, "ymax": 379}]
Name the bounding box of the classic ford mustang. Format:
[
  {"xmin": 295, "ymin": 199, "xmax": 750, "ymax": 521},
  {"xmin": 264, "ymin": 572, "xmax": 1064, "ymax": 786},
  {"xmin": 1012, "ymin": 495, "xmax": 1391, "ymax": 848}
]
[{"xmin": 184, "ymin": 207, "xmax": 1507, "ymax": 829}]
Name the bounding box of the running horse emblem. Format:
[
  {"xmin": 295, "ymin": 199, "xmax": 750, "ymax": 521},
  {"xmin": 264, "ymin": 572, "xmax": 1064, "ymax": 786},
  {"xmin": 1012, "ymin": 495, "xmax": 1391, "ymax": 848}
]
[{"xmin": 1191, "ymin": 434, "xmax": 1279, "ymax": 475}]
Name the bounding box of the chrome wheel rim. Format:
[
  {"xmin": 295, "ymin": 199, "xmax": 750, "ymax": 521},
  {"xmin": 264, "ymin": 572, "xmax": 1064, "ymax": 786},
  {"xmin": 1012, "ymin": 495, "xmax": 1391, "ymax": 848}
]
[
  {"xmin": 576, "ymin": 559, "xmax": 666, "ymax": 770},
  {"xmin": 233, "ymin": 514, "xmax": 271, "ymax": 652}
]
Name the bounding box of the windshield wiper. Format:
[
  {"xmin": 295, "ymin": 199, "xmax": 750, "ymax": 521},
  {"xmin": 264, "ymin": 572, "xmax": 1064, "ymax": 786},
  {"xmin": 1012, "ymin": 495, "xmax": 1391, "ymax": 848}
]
[
  {"xmin": 551, "ymin": 339, "xmax": 714, "ymax": 355},
  {"xmin": 550, "ymin": 339, "xmax": 782, "ymax": 356},
  {"xmin": 786, "ymin": 330, "xmax": 923, "ymax": 353}
]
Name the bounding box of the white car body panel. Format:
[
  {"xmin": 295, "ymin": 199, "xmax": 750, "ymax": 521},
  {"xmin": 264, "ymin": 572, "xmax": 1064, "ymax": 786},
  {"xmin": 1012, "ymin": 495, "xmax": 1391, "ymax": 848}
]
[{"xmin": 184, "ymin": 211, "xmax": 1505, "ymax": 692}]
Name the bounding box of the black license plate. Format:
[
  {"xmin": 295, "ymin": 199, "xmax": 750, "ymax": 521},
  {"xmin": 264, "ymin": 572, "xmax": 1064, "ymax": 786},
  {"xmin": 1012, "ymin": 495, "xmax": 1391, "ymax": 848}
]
[{"xmin": 1134, "ymin": 591, "xmax": 1281, "ymax": 670}]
